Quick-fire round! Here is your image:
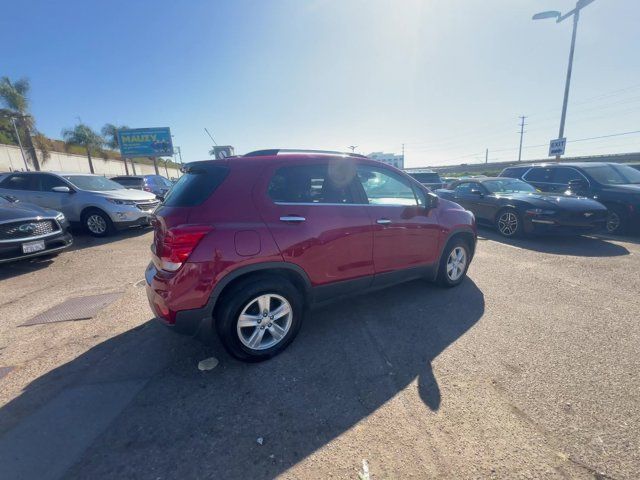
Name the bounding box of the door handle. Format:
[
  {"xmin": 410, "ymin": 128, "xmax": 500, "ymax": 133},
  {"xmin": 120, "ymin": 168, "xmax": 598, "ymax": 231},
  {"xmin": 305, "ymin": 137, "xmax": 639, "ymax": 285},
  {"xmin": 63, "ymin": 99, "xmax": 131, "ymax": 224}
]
[
  {"xmin": 376, "ymin": 218, "xmax": 392, "ymax": 225},
  {"xmin": 280, "ymin": 215, "xmax": 306, "ymax": 223}
]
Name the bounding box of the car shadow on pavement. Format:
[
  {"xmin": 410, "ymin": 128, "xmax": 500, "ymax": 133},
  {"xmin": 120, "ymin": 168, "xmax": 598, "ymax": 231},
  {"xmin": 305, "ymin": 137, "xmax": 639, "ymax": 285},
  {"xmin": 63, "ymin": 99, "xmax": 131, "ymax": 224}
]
[
  {"xmin": 478, "ymin": 226, "xmax": 630, "ymax": 257},
  {"xmin": 0, "ymin": 278, "xmax": 484, "ymax": 479},
  {"xmin": 68, "ymin": 226, "xmax": 152, "ymax": 252}
]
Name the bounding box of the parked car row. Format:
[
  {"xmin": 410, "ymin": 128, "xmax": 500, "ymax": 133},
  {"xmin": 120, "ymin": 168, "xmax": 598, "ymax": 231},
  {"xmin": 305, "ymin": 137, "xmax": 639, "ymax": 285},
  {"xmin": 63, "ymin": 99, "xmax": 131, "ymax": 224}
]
[{"xmin": 0, "ymin": 171, "xmax": 165, "ymax": 263}]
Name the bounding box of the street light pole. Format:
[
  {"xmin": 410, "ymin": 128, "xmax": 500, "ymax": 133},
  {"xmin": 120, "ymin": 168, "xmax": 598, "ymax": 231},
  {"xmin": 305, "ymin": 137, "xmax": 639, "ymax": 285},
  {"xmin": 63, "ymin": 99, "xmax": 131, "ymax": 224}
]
[
  {"xmin": 558, "ymin": 9, "xmax": 579, "ymax": 144},
  {"xmin": 533, "ymin": 0, "xmax": 595, "ymax": 159}
]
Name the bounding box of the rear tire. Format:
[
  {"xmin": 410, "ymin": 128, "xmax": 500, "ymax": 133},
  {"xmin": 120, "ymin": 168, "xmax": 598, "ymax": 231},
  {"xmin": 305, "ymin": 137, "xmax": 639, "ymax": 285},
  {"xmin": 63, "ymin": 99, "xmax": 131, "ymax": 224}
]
[
  {"xmin": 215, "ymin": 276, "xmax": 304, "ymax": 362},
  {"xmin": 495, "ymin": 208, "xmax": 522, "ymax": 238},
  {"xmin": 82, "ymin": 208, "xmax": 114, "ymax": 237},
  {"xmin": 437, "ymin": 238, "xmax": 471, "ymax": 288}
]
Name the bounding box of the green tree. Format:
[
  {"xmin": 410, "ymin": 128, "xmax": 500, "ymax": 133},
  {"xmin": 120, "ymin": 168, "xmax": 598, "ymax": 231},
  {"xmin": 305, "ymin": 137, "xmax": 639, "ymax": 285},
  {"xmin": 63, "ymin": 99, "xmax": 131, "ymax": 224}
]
[
  {"xmin": 0, "ymin": 77, "xmax": 48, "ymax": 170},
  {"xmin": 102, "ymin": 123, "xmax": 132, "ymax": 174},
  {"xmin": 62, "ymin": 124, "xmax": 105, "ymax": 174}
]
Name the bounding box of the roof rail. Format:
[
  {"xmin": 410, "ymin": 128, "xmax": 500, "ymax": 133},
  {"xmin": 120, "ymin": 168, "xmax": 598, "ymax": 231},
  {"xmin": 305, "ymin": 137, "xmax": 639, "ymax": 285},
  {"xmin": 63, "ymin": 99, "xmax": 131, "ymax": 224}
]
[{"xmin": 243, "ymin": 149, "xmax": 368, "ymax": 158}]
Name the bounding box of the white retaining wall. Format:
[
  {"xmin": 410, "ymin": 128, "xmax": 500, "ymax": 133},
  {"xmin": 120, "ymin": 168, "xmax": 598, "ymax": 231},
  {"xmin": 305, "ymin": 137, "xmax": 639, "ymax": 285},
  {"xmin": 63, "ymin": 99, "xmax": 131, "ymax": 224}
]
[{"xmin": 0, "ymin": 143, "xmax": 181, "ymax": 178}]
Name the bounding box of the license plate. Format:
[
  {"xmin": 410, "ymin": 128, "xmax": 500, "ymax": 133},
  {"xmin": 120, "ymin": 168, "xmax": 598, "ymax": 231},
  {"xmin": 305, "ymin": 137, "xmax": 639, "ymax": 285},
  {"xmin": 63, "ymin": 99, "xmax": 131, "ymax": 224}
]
[{"xmin": 22, "ymin": 240, "xmax": 46, "ymax": 254}]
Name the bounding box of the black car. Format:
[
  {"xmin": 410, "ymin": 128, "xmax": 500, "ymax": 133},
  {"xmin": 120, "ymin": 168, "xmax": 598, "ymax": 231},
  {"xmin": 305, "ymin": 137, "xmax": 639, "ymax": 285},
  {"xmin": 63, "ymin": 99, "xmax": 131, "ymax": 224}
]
[
  {"xmin": 406, "ymin": 171, "xmax": 444, "ymax": 190},
  {"xmin": 0, "ymin": 195, "xmax": 73, "ymax": 264},
  {"xmin": 110, "ymin": 174, "xmax": 173, "ymax": 200},
  {"xmin": 500, "ymin": 162, "xmax": 640, "ymax": 235},
  {"xmin": 436, "ymin": 178, "xmax": 608, "ymax": 237}
]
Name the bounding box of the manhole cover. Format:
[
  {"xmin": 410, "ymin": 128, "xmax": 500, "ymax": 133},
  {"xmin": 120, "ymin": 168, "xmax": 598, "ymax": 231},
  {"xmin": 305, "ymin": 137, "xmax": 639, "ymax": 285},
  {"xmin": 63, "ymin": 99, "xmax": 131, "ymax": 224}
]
[
  {"xmin": 21, "ymin": 292, "xmax": 123, "ymax": 326},
  {"xmin": 0, "ymin": 366, "xmax": 14, "ymax": 381}
]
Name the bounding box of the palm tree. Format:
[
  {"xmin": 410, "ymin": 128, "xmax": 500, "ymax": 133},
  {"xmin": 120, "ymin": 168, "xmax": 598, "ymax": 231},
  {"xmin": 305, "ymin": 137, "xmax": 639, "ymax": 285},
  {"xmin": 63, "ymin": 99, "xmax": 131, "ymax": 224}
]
[
  {"xmin": 62, "ymin": 124, "xmax": 105, "ymax": 174},
  {"xmin": 102, "ymin": 123, "xmax": 131, "ymax": 174},
  {"xmin": 0, "ymin": 77, "xmax": 43, "ymax": 170}
]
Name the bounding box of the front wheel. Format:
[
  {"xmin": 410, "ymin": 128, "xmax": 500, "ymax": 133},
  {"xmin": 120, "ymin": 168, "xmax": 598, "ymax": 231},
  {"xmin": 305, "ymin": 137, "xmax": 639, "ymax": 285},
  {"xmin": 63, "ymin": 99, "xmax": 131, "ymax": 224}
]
[
  {"xmin": 437, "ymin": 239, "xmax": 471, "ymax": 287},
  {"xmin": 82, "ymin": 209, "xmax": 114, "ymax": 237},
  {"xmin": 495, "ymin": 208, "xmax": 521, "ymax": 237},
  {"xmin": 215, "ymin": 277, "xmax": 304, "ymax": 362},
  {"xmin": 605, "ymin": 206, "xmax": 628, "ymax": 235}
]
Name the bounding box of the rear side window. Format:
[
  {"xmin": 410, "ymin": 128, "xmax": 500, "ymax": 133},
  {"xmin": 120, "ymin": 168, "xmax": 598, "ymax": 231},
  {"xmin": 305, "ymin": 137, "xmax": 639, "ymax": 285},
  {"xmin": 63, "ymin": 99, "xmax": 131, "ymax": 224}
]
[
  {"xmin": 268, "ymin": 164, "xmax": 361, "ymax": 204},
  {"xmin": 500, "ymin": 167, "xmax": 528, "ymax": 178},
  {"xmin": 0, "ymin": 174, "xmax": 37, "ymax": 190},
  {"xmin": 162, "ymin": 163, "xmax": 229, "ymax": 207}
]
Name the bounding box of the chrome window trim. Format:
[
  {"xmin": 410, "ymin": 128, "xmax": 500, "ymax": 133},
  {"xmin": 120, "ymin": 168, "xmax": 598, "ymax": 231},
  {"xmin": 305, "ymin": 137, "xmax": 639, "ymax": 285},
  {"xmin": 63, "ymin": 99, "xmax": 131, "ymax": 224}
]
[{"xmin": 273, "ymin": 201, "xmax": 417, "ymax": 208}]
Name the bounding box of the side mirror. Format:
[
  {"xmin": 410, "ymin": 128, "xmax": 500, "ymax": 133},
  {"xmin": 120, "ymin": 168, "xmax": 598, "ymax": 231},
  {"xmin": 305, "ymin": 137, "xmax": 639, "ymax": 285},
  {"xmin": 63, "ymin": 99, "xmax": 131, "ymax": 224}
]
[
  {"xmin": 426, "ymin": 192, "xmax": 439, "ymax": 209},
  {"xmin": 52, "ymin": 186, "xmax": 72, "ymax": 193},
  {"xmin": 470, "ymin": 189, "xmax": 484, "ymax": 196}
]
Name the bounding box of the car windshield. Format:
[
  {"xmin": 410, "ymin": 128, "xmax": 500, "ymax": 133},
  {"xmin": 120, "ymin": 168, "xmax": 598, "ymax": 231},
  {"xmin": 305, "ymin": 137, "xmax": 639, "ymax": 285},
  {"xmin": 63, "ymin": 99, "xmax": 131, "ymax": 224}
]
[
  {"xmin": 483, "ymin": 179, "xmax": 536, "ymax": 193},
  {"xmin": 581, "ymin": 164, "xmax": 640, "ymax": 185},
  {"xmin": 63, "ymin": 175, "xmax": 125, "ymax": 191}
]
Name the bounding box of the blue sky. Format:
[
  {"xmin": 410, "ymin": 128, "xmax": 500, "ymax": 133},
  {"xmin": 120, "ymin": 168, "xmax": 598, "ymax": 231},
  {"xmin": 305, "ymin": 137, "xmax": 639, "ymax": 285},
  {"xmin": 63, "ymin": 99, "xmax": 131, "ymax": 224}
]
[{"xmin": 1, "ymin": 0, "xmax": 639, "ymax": 167}]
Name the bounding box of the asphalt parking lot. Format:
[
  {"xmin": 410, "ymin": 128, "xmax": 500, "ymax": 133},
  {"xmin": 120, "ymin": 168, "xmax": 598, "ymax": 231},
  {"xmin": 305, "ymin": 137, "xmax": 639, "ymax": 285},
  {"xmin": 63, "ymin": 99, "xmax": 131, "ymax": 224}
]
[{"xmin": 0, "ymin": 228, "xmax": 639, "ymax": 479}]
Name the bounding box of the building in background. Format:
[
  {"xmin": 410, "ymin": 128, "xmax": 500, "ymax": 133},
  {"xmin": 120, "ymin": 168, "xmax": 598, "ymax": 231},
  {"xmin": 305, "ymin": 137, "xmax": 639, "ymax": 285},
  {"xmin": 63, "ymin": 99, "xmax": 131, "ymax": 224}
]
[{"xmin": 367, "ymin": 152, "xmax": 404, "ymax": 169}]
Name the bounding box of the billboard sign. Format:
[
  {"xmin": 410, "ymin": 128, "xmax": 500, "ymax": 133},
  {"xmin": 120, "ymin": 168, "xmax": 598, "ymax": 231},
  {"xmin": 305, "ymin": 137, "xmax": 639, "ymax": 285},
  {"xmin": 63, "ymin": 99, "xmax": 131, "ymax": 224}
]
[
  {"xmin": 117, "ymin": 127, "xmax": 173, "ymax": 158},
  {"xmin": 548, "ymin": 137, "xmax": 566, "ymax": 157}
]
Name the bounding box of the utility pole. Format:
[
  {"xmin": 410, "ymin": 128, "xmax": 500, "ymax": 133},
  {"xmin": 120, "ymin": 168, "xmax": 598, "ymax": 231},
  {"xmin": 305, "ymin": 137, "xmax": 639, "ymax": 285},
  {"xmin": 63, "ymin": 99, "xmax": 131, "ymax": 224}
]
[
  {"xmin": 485, "ymin": 148, "xmax": 488, "ymax": 164},
  {"xmin": 518, "ymin": 116, "xmax": 527, "ymax": 162},
  {"xmin": 10, "ymin": 117, "xmax": 29, "ymax": 171},
  {"xmin": 401, "ymin": 143, "xmax": 405, "ymax": 168}
]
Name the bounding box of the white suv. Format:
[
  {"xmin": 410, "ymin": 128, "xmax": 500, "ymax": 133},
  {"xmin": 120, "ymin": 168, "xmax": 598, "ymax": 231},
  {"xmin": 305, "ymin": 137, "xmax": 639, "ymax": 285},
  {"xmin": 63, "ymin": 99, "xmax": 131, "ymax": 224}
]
[{"xmin": 0, "ymin": 172, "xmax": 159, "ymax": 237}]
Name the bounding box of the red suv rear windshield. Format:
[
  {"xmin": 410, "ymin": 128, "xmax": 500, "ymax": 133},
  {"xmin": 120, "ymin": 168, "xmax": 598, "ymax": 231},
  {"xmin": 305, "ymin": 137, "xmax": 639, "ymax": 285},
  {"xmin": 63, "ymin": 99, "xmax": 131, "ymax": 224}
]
[{"xmin": 162, "ymin": 163, "xmax": 229, "ymax": 207}]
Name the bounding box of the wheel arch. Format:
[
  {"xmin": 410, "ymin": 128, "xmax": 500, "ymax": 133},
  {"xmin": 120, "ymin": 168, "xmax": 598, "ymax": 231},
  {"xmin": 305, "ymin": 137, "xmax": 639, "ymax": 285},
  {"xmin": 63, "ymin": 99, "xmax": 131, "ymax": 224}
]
[{"xmin": 211, "ymin": 262, "xmax": 312, "ymax": 317}]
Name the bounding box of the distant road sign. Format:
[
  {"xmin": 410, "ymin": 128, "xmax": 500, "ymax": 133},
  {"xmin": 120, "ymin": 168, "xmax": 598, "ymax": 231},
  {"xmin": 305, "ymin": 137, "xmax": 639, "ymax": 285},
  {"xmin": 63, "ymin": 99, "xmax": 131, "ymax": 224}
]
[
  {"xmin": 117, "ymin": 127, "xmax": 173, "ymax": 158},
  {"xmin": 212, "ymin": 146, "xmax": 235, "ymax": 159},
  {"xmin": 549, "ymin": 137, "xmax": 566, "ymax": 157}
]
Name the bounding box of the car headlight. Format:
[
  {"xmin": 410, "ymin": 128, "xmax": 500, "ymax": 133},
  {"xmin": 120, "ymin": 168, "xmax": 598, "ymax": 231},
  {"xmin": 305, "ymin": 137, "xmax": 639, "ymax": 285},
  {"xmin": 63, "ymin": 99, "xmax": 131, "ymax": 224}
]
[
  {"xmin": 106, "ymin": 198, "xmax": 136, "ymax": 205},
  {"xmin": 526, "ymin": 208, "xmax": 556, "ymax": 215}
]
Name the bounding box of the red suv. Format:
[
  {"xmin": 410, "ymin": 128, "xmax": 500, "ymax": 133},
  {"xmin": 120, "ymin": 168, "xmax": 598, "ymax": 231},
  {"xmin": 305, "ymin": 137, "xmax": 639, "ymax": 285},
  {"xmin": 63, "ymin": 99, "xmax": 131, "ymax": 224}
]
[{"xmin": 145, "ymin": 150, "xmax": 477, "ymax": 361}]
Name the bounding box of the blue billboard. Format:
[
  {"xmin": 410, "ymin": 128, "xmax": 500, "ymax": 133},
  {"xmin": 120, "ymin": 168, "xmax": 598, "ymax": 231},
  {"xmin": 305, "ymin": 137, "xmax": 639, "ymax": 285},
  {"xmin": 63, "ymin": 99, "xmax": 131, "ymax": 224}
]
[{"xmin": 117, "ymin": 127, "xmax": 173, "ymax": 158}]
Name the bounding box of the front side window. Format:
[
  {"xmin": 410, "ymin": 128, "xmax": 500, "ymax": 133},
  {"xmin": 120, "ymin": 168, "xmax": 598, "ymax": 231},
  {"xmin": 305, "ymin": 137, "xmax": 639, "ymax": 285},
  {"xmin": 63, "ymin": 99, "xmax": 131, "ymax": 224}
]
[
  {"xmin": 524, "ymin": 167, "xmax": 553, "ymax": 183},
  {"xmin": 268, "ymin": 163, "xmax": 359, "ymax": 204},
  {"xmin": 39, "ymin": 174, "xmax": 67, "ymax": 191},
  {"xmin": 552, "ymin": 167, "xmax": 584, "ymax": 185},
  {"xmin": 357, "ymin": 166, "xmax": 417, "ymax": 206},
  {"xmin": 454, "ymin": 182, "xmax": 481, "ymax": 195}
]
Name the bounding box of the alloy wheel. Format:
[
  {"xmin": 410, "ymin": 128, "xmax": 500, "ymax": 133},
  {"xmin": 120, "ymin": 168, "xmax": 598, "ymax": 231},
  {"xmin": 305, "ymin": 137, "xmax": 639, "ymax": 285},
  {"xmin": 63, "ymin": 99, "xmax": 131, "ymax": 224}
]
[
  {"xmin": 87, "ymin": 214, "xmax": 107, "ymax": 234},
  {"xmin": 446, "ymin": 246, "xmax": 467, "ymax": 282},
  {"xmin": 236, "ymin": 294, "xmax": 293, "ymax": 351},
  {"xmin": 497, "ymin": 211, "xmax": 518, "ymax": 236},
  {"xmin": 606, "ymin": 212, "xmax": 620, "ymax": 234}
]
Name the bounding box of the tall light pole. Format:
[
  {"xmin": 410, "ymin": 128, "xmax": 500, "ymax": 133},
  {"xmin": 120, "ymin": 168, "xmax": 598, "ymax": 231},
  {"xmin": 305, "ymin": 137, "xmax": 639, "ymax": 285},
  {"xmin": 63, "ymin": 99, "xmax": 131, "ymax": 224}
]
[
  {"xmin": 348, "ymin": 145, "xmax": 358, "ymax": 153},
  {"xmin": 533, "ymin": 0, "xmax": 596, "ymax": 158}
]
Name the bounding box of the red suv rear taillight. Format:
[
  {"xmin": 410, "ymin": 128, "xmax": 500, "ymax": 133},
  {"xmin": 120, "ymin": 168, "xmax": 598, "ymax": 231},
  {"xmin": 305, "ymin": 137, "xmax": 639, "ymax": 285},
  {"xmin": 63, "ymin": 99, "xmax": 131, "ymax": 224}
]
[{"xmin": 156, "ymin": 225, "xmax": 212, "ymax": 272}]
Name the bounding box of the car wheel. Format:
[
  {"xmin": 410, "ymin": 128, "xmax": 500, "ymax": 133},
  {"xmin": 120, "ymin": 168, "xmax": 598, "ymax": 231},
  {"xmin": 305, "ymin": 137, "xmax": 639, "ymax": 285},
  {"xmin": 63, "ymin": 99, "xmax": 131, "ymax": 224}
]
[
  {"xmin": 82, "ymin": 209, "xmax": 114, "ymax": 237},
  {"xmin": 605, "ymin": 206, "xmax": 628, "ymax": 235},
  {"xmin": 216, "ymin": 276, "xmax": 304, "ymax": 362},
  {"xmin": 437, "ymin": 238, "xmax": 471, "ymax": 287},
  {"xmin": 495, "ymin": 208, "xmax": 521, "ymax": 237}
]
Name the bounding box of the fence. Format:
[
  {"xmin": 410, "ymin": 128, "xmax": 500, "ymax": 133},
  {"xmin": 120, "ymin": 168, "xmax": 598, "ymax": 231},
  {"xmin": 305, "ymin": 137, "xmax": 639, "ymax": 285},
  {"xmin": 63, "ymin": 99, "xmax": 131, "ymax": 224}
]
[{"xmin": 0, "ymin": 143, "xmax": 182, "ymax": 178}]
